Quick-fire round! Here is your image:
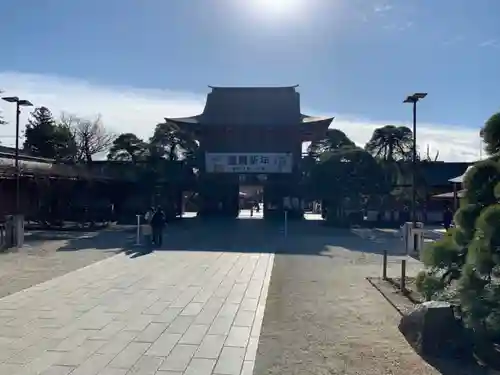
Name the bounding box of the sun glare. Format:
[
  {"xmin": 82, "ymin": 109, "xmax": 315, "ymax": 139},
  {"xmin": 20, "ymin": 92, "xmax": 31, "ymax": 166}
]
[{"xmin": 246, "ymin": 0, "xmax": 306, "ymax": 21}]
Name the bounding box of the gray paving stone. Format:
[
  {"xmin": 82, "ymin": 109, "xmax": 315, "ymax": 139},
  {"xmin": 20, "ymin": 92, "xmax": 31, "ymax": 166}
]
[
  {"xmin": 209, "ymin": 316, "xmax": 234, "ymax": 335},
  {"xmin": 151, "ymin": 307, "xmax": 182, "ymax": 324},
  {"xmin": 55, "ymin": 339, "xmax": 106, "ymax": 366},
  {"xmin": 17, "ymin": 350, "xmax": 65, "ymax": 375},
  {"xmin": 233, "ymin": 310, "xmax": 255, "ymax": 327},
  {"xmin": 166, "ymin": 316, "xmax": 194, "ymax": 334},
  {"xmin": 193, "ymin": 306, "xmax": 220, "ymax": 325},
  {"xmin": 218, "ymin": 303, "xmax": 240, "ymax": 319},
  {"xmin": 145, "ymin": 332, "xmax": 181, "ymax": 357},
  {"xmin": 40, "ymin": 365, "xmax": 76, "ymax": 375},
  {"xmin": 227, "ymin": 284, "xmax": 248, "ymax": 304},
  {"xmin": 142, "ymin": 300, "xmax": 170, "ymax": 315},
  {"xmin": 169, "ymin": 287, "xmax": 201, "ymax": 308},
  {"xmin": 213, "ymin": 346, "xmax": 245, "ymax": 375},
  {"xmin": 108, "ymin": 342, "xmax": 150, "ymax": 369},
  {"xmin": 134, "ymin": 322, "xmax": 168, "ymax": 343},
  {"xmin": 250, "ymin": 310, "xmax": 264, "ymax": 338},
  {"xmin": 195, "ymin": 334, "xmax": 226, "ymax": 359},
  {"xmin": 126, "ymin": 355, "xmax": 163, "ymax": 374},
  {"xmin": 70, "ymin": 353, "xmax": 115, "ymax": 375},
  {"xmin": 159, "ymin": 344, "xmax": 197, "ymax": 372},
  {"xmin": 180, "ymin": 302, "xmax": 204, "ymax": 316},
  {"xmin": 96, "ymin": 368, "xmax": 128, "ymax": 375},
  {"xmin": 5, "ymin": 344, "xmax": 44, "ymax": 365},
  {"xmin": 0, "ymin": 363, "xmax": 23, "ymax": 374},
  {"xmin": 184, "ymin": 358, "xmax": 216, "ymax": 375},
  {"xmin": 225, "ymin": 326, "xmax": 251, "ymax": 347},
  {"xmin": 241, "ymin": 360, "xmax": 255, "ymax": 375},
  {"xmin": 122, "ymin": 314, "xmax": 154, "ymax": 332},
  {"xmin": 179, "ymin": 324, "xmax": 209, "ymax": 345},
  {"xmin": 245, "ymin": 336, "xmax": 259, "ymax": 361},
  {"xmin": 0, "ymin": 346, "xmax": 20, "ymax": 362},
  {"xmin": 88, "ymin": 321, "xmax": 127, "ymax": 341},
  {"xmin": 52, "ymin": 329, "xmax": 91, "ymax": 351},
  {"xmin": 240, "ymin": 298, "xmax": 258, "ymax": 312},
  {"xmin": 97, "ymin": 331, "xmax": 137, "ymax": 355}
]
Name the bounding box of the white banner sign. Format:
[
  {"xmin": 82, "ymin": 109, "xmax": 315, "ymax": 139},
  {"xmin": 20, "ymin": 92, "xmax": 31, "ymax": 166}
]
[{"xmin": 205, "ymin": 153, "xmax": 293, "ymax": 173}]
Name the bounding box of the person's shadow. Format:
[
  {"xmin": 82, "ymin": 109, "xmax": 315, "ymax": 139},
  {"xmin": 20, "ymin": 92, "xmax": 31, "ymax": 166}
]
[{"xmin": 124, "ymin": 247, "xmax": 154, "ymax": 259}]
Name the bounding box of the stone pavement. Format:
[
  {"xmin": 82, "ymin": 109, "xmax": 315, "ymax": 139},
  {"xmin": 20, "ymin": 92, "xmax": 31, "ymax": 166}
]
[
  {"xmin": 0, "ymin": 250, "xmax": 274, "ymax": 375},
  {"xmin": 0, "ymin": 230, "xmax": 119, "ymax": 299}
]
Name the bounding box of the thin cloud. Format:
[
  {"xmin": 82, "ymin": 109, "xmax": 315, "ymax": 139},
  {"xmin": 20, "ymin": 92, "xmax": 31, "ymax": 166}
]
[
  {"xmin": 443, "ymin": 35, "xmax": 464, "ymax": 46},
  {"xmin": 374, "ymin": 4, "xmax": 393, "ymax": 13},
  {"xmin": 383, "ymin": 21, "xmax": 412, "ymax": 31},
  {"xmin": 0, "ymin": 71, "xmax": 482, "ymax": 162},
  {"xmin": 479, "ymin": 39, "xmax": 498, "ymax": 47}
]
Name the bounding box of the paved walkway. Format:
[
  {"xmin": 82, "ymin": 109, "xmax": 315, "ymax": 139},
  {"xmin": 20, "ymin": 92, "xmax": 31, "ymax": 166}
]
[
  {"xmin": 0, "ymin": 250, "xmax": 274, "ymax": 375},
  {"xmin": 0, "ymin": 230, "xmax": 120, "ymax": 299}
]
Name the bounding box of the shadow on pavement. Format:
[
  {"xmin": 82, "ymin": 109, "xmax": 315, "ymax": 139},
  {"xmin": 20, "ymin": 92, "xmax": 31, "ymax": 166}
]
[{"xmin": 53, "ymin": 217, "xmax": 407, "ymax": 257}]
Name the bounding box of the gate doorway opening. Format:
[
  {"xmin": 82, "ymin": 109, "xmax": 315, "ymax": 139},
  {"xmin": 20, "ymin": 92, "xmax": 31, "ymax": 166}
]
[{"xmin": 238, "ymin": 182, "xmax": 264, "ymax": 220}]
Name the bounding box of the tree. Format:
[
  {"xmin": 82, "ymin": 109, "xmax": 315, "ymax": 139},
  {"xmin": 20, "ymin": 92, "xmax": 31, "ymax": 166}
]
[
  {"xmin": 61, "ymin": 113, "xmax": 114, "ymax": 163},
  {"xmin": 24, "ymin": 107, "xmax": 76, "ymax": 160},
  {"xmin": 365, "ymin": 125, "xmax": 413, "ymax": 161},
  {"xmin": 308, "ymin": 145, "xmax": 386, "ymax": 222},
  {"xmin": 418, "ymin": 160, "xmax": 500, "ymax": 344},
  {"xmin": 481, "ymin": 112, "xmax": 500, "ymax": 156},
  {"xmin": 307, "ymin": 129, "xmax": 356, "ymax": 158},
  {"xmin": 107, "ymin": 133, "xmax": 147, "ymax": 163},
  {"xmin": 150, "ymin": 121, "xmax": 198, "ymax": 161}
]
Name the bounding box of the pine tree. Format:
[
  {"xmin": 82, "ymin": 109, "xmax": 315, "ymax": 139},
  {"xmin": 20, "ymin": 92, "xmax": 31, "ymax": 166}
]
[
  {"xmin": 417, "ymin": 115, "xmax": 500, "ymax": 345},
  {"xmin": 24, "ymin": 107, "xmax": 76, "ymax": 160}
]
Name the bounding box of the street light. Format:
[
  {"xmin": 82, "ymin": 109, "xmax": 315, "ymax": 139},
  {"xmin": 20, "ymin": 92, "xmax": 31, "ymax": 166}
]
[
  {"xmin": 2, "ymin": 96, "xmax": 33, "ymax": 215},
  {"xmin": 403, "ymin": 92, "xmax": 427, "ymax": 254}
]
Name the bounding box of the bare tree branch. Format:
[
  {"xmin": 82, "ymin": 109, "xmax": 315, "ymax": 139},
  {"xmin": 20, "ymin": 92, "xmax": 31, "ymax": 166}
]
[{"xmin": 60, "ymin": 113, "xmax": 115, "ymax": 163}]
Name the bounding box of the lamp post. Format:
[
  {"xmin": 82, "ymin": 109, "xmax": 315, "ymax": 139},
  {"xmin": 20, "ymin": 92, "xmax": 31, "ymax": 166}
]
[
  {"xmin": 403, "ymin": 92, "xmax": 427, "ymax": 254},
  {"xmin": 1, "ymin": 96, "xmax": 33, "ymax": 215}
]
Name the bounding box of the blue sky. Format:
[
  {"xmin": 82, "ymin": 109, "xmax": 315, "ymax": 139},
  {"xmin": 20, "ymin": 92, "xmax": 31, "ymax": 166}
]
[{"xmin": 0, "ymin": 0, "xmax": 498, "ymax": 160}]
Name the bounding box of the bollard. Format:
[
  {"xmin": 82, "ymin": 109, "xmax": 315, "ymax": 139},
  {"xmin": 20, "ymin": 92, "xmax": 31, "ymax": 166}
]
[
  {"xmin": 382, "ymin": 250, "xmax": 388, "ymax": 280},
  {"xmin": 284, "ymin": 210, "xmax": 288, "ymax": 238},
  {"xmin": 135, "ymin": 215, "xmax": 141, "ymax": 245},
  {"xmin": 400, "ymin": 259, "xmax": 407, "ymax": 293}
]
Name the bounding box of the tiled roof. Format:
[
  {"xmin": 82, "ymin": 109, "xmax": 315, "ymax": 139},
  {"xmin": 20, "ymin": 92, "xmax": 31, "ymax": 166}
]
[
  {"xmin": 397, "ymin": 161, "xmax": 471, "ymax": 186},
  {"xmin": 419, "ymin": 162, "xmax": 470, "ymax": 186},
  {"xmin": 166, "ymin": 86, "xmax": 333, "ymax": 129}
]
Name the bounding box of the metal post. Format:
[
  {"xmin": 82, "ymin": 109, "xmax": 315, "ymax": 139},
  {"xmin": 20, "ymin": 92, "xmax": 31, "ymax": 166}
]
[
  {"xmin": 136, "ymin": 215, "xmax": 141, "ymax": 245},
  {"xmin": 284, "ymin": 210, "xmax": 288, "ymax": 238},
  {"xmin": 412, "ymin": 100, "xmax": 417, "ymax": 253},
  {"xmin": 400, "ymin": 259, "xmax": 407, "ymax": 293},
  {"xmin": 382, "ymin": 250, "xmax": 388, "ymax": 280},
  {"xmin": 15, "ymin": 101, "xmax": 20, "ymax": 215}
]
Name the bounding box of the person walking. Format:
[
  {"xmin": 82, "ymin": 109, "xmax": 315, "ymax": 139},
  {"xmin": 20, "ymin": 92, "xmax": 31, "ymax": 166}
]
[
  {"xmin": 151, "ymin": 206, "xmax": 166, "ymax": 246},
  {"xmin": 144, "ymin": 207, "xmax": 154, "ymax": 223},
  {"xmin": 142, "ymin": 207, "xmax": 154, "ymax": 250}
]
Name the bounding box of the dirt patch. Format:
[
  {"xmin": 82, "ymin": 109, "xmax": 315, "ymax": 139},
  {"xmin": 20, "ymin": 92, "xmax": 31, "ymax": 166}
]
[{"xmin": 366, "ymin": 277, "xmax": 419, "ymax": 316}]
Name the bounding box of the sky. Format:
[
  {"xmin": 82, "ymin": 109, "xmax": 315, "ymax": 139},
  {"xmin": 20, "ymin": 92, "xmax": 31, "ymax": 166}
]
[{"xmin": 0, "ymin": 0, "xmax": 499, "ymax": 161}]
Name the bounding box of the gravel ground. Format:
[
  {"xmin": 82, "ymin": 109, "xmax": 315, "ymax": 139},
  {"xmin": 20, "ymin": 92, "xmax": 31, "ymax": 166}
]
[
  {"xmin": 0, "ymin": 228, "xmax": 129, "ymax": 299},
  {"xmin": 255, "ymin": 228, "xmax": 445, "ymax": 375}
]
